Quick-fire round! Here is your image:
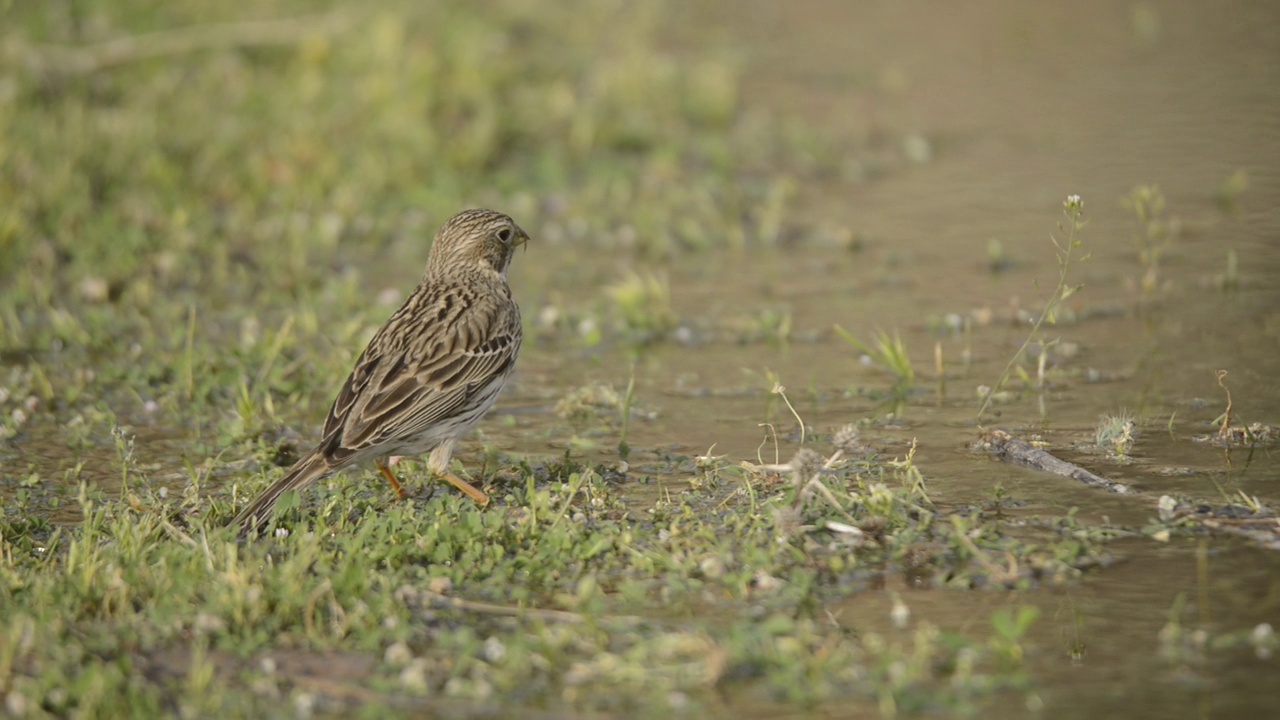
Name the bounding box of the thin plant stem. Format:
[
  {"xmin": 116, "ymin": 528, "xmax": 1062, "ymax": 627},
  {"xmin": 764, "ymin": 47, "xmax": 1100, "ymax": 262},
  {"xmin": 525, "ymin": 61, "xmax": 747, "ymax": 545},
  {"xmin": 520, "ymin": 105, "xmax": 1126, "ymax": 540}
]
[{"xmin": 978, "ymin": 197, "xmax": 1086, "ymax": 419}]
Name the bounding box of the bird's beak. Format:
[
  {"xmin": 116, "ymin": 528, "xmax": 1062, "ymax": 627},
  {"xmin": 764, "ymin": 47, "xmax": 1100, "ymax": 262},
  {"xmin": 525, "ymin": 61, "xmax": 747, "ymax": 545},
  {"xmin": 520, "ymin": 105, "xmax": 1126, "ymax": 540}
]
[{"xmin": 514, "ymin": 229, "xmax": 530, "ymax": 251}]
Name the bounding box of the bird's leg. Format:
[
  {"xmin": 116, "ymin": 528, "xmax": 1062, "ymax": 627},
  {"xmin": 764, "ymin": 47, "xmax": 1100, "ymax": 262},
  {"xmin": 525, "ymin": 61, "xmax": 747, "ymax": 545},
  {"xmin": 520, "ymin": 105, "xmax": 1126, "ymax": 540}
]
[
  {"xmin": 375, "ymin": 458, "xmax": 409, "ymax": 500},
  {"xmin": 438, "ymin": 470, "xmax": 490, "ymax": 506},
  {"xmin": 428, "ymin": 440, "xmax": 490, "ymax": 506}
]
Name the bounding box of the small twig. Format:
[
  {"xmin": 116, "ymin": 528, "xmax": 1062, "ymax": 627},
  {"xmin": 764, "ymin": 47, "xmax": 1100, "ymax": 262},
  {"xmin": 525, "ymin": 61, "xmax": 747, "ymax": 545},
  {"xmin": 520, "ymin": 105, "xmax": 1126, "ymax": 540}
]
[
  {"xmin": 822, "ymin": 449, "xmax": 845, "ymax": 470},
  {"xmin": 756, "ymin": 422, "xmax": 779, "ymax": 465},
  {"xmin": 161, "ymin": 520, "xmax": 198, "ymax": 548},
  {"xmin": 772, "ymin": 382, "xmax": 805, "ymax": 446},
  {"xmin": 1216, "ymin": 369, "xmax": 1232, "ymax": 437}
]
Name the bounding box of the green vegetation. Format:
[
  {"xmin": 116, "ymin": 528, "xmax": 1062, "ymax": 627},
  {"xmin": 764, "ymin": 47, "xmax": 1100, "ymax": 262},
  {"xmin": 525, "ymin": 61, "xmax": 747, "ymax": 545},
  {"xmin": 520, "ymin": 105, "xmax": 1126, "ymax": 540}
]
[
  {"xmin": 1094, "ymin": 410, "xmax": 1137, "ymax": 457},
  {"xmin": 835, "ymin": 325, "xmax": 916, "ymax": 400},
  {"xmin": 3, "ymin": 427, "xmax": 1114, "ymax": 716},
  {"xmin": 976, "ymin": 195, "xmax": 1089, "ymax": 419},
  {"xmin": 1212, "ymin": 168, "xmax": 1249, "ymax": 215},
  {"xmin": 1122, "ymin": 185, "xmax": 1179, "ymax": 298},
  {"xmin": 607, "ymin": 271, "xmax": 679, "ymax": 343}
]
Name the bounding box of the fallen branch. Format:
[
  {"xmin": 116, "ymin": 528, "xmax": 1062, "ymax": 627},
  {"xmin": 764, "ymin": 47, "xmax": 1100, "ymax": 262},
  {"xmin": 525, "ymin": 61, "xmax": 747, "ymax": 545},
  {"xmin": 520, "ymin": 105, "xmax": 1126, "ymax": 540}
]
[
  {"xmin": 976, "ymin": 428, "xmax": 1133, "ymax": 494},
  {"xmin": 1158, "ymin": 498, "xmax": 1280, "ymax": 550}
]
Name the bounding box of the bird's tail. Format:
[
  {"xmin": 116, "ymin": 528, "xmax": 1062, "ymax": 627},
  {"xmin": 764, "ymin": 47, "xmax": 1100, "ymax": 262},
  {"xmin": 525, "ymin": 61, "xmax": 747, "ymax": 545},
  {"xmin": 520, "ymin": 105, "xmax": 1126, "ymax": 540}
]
[{"xmin": 233, "ymin": 451, "xmax": 331, "ymax": 538}]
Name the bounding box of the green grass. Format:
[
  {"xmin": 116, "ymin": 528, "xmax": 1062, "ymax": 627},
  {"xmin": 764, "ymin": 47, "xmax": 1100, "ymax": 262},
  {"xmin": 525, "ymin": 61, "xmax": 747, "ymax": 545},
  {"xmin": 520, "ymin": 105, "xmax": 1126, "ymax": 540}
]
[
  {"xmin": 1094, "ymin": 410, "xmax": 1137, "ymax": 457},
  {"xmin": 3, "ymin": 431, "xmax": 1111, "ymax": 716},
  {"xmin": 835, "ymin": 325, "xmax": 916, "ymax": 399}
]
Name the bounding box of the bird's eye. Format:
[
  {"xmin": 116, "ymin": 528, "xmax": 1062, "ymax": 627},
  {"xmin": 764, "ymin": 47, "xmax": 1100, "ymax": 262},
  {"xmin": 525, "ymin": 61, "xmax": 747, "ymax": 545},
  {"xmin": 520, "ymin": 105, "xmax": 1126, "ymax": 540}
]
[{"xmin": 496, "ymin": 227, "xmax": 513, "ymax": 242}]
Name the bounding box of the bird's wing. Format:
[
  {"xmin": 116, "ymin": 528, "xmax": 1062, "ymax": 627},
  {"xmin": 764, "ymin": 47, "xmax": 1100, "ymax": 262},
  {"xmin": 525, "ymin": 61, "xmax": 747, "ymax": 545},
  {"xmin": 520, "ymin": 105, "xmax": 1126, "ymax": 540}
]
[{"xmin": 319, "ymin": 286, "xmax": 520, "ymax": 462}]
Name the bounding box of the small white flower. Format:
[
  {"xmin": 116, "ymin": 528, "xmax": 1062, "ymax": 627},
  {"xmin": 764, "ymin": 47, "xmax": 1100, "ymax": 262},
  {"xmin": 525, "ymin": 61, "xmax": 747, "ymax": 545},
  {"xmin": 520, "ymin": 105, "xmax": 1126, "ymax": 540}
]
[{"xmin": 274, "ymin": 528, "xmax": 290, "ymax": 539}]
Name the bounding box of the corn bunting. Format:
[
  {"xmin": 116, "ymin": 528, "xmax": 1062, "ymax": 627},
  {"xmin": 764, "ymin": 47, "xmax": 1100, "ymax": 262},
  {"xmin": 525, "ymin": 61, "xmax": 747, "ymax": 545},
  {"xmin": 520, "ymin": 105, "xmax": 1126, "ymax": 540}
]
[{"xmin": 234, "ymin": 208, "xmax": 527, "ymax": 536}]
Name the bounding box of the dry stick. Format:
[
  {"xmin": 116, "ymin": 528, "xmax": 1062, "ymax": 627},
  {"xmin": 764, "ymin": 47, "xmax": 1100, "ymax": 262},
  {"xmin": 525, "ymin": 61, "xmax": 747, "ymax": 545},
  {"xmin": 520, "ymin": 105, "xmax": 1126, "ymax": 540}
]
[
  {"xmin": 1183, "ymin": 516, "xmax": 1280, "ymax": 551},
  {"xmin": 161, "ymin": 520, "xmax": 199, "ymax": 548},
  {"xmin": 799, "ymin": 477, "xmax": 857, "ymax": 524},
  {"xmin": 977, "ymin": 429, "xmax": 1133, "ymax": 494},
  {"xmin": 822, "ymin": 449, "xmax": 845, "ymax": 470},
  {"xmin": 978, "ymin": 429, "xmax": 1280, "ymax": 547},
  {"xmin": 1216, "ymin": 369, "xmax": 1232, "ymax": 437},
  {"xmin": 15, "ymin": 11, "xmax": 354, "ymax": 78}
]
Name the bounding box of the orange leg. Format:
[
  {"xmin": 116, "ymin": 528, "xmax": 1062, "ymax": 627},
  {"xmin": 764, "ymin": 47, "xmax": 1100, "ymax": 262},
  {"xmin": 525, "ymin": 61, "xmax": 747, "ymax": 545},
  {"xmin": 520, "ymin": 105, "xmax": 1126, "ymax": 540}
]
[
  {"xmin": 438, "ymin": 470, "xmax": 490, "ymax": 507},
  {"xmin": 375, "ymin": 459, "xmax": 408, "ymax": 500},
  {"xmin": 377, "ymin": 458, "xmax": 489, "ymax": 506}
]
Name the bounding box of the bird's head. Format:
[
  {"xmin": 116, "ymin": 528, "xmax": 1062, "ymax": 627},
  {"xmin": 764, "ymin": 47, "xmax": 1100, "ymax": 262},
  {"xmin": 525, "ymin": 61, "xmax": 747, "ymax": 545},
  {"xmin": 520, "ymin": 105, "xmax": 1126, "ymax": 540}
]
[{"xmin": 426, "ymin": 208, "xmax": 529, "ymax": 278}]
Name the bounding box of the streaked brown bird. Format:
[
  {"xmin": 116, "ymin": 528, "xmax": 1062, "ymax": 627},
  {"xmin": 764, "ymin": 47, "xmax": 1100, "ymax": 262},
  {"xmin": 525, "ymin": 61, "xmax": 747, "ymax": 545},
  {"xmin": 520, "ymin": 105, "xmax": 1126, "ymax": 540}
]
[{"xmin": 233, "ymin": 208, "xmax": 527, "ymax": 537}]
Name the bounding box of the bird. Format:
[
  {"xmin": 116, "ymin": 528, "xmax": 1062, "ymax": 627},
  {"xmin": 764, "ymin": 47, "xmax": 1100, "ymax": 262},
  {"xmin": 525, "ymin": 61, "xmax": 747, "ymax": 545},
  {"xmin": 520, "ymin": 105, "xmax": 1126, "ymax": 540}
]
[{"xmin": 233, "ymin": 208, "xmax": 528, "ymax": 537}]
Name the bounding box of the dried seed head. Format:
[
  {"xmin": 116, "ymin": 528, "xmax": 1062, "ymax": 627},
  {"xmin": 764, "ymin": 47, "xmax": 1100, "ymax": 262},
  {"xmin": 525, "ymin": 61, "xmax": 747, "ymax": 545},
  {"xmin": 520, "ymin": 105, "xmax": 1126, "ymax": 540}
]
[
  {"xmin": 788, "ymin": 447, "xmax": 824, "ymax": 484},
  {"xmin": 833, "ymin": 425, "xmax": 863, "ymax": 455}
]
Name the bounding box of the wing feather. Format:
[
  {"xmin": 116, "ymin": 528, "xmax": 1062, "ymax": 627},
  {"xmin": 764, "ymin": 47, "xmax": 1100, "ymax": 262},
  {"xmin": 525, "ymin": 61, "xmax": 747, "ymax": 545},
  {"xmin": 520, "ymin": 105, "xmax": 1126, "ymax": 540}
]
[{"xmin": 318, "ymin": 283, "xmax": 520, "ymax": 463}]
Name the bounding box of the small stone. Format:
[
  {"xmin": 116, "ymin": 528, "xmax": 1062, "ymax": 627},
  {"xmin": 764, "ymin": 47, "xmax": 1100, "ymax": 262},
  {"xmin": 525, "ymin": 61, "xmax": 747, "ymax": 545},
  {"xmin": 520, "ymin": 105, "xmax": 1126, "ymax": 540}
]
[
  {"xmin": 399, "ymin": 659, "xmax": 430, "ymax": 693},
  {"xmin": 292, "ymin": 691, "xmax": 317, "ymax": 718},
  {"xmin": 384, "ymin": 641, "xmax": 413, "ymax": 666},
  {"xmin": 5, "ymin": 690, "xmax": 29, "ymax": 717},
  {"xmin": 699, "ymin": 556, "xmax": 726, "ymax": 579}
]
